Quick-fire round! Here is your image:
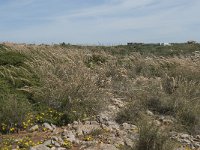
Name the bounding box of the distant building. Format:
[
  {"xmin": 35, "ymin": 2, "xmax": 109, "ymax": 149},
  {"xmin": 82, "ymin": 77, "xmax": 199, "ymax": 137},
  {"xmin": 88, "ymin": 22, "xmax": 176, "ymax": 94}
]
[{"xmin": 160, "ymin": 43, "xmax": 172, "ymax": 46}]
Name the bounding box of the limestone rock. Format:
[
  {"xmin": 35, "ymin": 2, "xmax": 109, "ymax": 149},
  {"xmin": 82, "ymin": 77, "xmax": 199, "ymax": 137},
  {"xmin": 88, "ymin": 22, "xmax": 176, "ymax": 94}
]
[
  {"xmin": 96, "ymin": 114, "xmax": 109, "ymax": 124},
  {"xmin": 180, "ymin": 133, "xmax": 190, "ymax": 139},
  {"xmin": 124, "ymin": 137, "xmax": 135, "ymax": 148},
  {"xmin": 90, "ymin": 121, "xmax": 99, "ymax": 125},
  {"xmin": 196, "ymin": 135, "xmax": 200, "ymax": 139},
  {"xmin": 29, "ymin": 125, "xmax": 39, "ymax": 132},
  {"xmin": 43, "ymin": 123, "xmax": 54, "ymax": 131},
  {"xmin": 62, "ymin": 130, "xmax": 76, "ymax": 143},
  {"xmin": 77, "ymin": 124, "xmax": 101, "ymax": 135},
  {"xmin": 146, "ymin": 110, "xmax": 154, "ymax": 116},
  {"xmin": 57, "ymin": 148, "xmax": 67, "ymax": 150},
  {"xmin": 30, "ymin": 144, "xmax": 50, "ymax": 150},
  {"xmin": 107, "ymin": 121, "xmax": 120, "ymax": 130},
  {"xmin": 43, "ymin": 140, "xmax": 52, "ymax": 146},
  {"xmin": 121, "ymin": 123, "xmax": 137, "ymax": 131},
  {"xmin": 85, "ymin": 143, "xmax": 119, "ymax": 150},
  {"xmin": 51, "ymin": 123, "xmax": 56, "ymax": 130}
]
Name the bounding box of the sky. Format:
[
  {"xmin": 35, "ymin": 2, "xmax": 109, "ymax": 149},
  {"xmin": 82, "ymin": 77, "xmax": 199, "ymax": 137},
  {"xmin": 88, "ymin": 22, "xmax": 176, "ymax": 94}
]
[{"xmin": 0, "ymin": 0, "xmax": 200, "ymax": 44}]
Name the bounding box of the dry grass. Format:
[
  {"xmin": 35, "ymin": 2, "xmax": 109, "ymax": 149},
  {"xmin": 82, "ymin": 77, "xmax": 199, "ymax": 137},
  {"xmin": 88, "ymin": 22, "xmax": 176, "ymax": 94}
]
[
  {"xmin": 0, "ymin": 43, "xmax": 199, "ymax": 134},
  {"xmin": 17, "ymin": 45, "xmax": 109, "ymax": 123}
]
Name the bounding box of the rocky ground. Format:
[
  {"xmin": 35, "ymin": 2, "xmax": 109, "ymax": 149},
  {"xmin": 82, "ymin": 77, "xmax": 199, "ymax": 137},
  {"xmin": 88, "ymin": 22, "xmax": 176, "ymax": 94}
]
[{"xmin": 1, "ymin": 98, "xmax": 199, "ymax": 150}]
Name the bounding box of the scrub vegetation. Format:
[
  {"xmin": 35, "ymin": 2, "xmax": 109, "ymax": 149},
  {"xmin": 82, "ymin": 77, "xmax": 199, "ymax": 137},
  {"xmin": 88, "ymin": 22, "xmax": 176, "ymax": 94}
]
[{"xmin": 0, "ymin": 43, "xmax": 199, "ymax": 149}]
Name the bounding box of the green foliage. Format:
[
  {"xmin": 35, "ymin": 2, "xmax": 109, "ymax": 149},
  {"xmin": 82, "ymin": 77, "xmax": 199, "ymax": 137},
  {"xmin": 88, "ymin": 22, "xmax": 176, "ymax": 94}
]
[
  {"xmin": 85, "ymin": 54, "xmax": 107, "ymax": 68},
  {"xmin": 177, "ymin": 107, "xmax": 198, "ymax": 132},
  {"xmin": 135, "ymin": 120, "xmax": 174, "ymax": 150},
  {"xmin": 0, "ymin": 51, "xmax": 26, "ymax": 66},
  {"xmin": 116, "ymin": 102, "xmax": 144, "ymax": 124},
  {"xmin": 0, "ymin": 94, "xmax": 32, "ymax": 133},
  {"xmin": 0, "ymin": 48, "xmax": 40, "ymax": 133}
]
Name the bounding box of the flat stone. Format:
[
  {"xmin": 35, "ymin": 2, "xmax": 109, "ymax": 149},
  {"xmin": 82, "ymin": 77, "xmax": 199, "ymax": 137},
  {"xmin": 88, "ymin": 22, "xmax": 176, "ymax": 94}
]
[
  {"xmin": 57, "ymin": 148, "xmax": 67, "ymax": 150},
  {"xmin": 51, "ymin": 136, "xmax": 59, "ymax": 141},
  {"xmin": 85, "ymin": 121, "xmax": 91, "ymax": 125},
  {"xmin": 121, "ymin": 123, "xmax": 131, "ymax": 130},
  {"xmin": 85, "ymin": 143, "xmax": 119, "ymax": 150},
  {"xmin": 96, "ymin": 114, "xmax": 109, "ymax": 124},
  {"xmin": 67, "ymin": 124, "xmax": 72, "ymax": 129},
  {"xmin": 154, "ymin": 120, "xmax": 161, "ymax": 126},
  {"xmin": 121, "ymin": 123, "xmax": 137, "ymax": 131},
  {"xmin": 76, "ymin": 127, "xmax": 83, "ymax": 136},
  {"xmin": 58, "ymin": 136, "xmax": 64, "ymax": 143},
  {"xmin": 99, "ymin": 143, "xmax": 119, "ymax": 150},
  {"xmin": 50, "ymin": 147, "xmax": 56, "ymax": 150},
  {"xmin": 116, "ymin": 130, "xmax": 127, "ymax": 137},
  {"xmin": 181, "ymin": 139, "xmax": 191, "ymax": 144},
  {"xmin": 29, "ymin": 125, "xmax": 39, "ymax": 132},
  {"xmin": 107, "ymin": 134, "xmax": 123, "ymax": 145},
  {"xmin": 90, "ymin": 121, "xmax": 99, "ymax": 125},
  {"xmin": 107, "ymin": 121, "xmax": 120, "ymax": 130},
  {"xmin": 73, "ymin": 121, "xmax": 79, "ymax": 125},
  {"xmin": 43, "ymin": 123, "xmax": 54, "ymax": 131},
  {"xmin": 51, "ymin": 123, "xmax": 56, "ymax": 130},
  {"xmin": 101, "ymin": 124, "xmax": 113, "ymax": 132},
  {"xmin": 51, "ymin": 146, "xmax": 56, "ymax": 150},
  {"xmin": 146, "ymin": 110, "xmax": 154, "ymax": 116},
  {"xmin": 124, "ymin": 137, "xmax": 135, "ymax": 148},
  {"xmin": 193, "ymin": 142, "xmax": 200, "ymax": 148},
  {"xmin": 62, "ymin": 130, "xmax": 76, "ymax": 143},
  {"xmin": 196, "ymin": 135, "xmax": 200, "ymax": 140},
  {"xmin": 77, "ymin": 124, "xmax": 101, "ymax": 135},
  {"xmin": 51, "ymin": 139, "xmax": 55, "ymax": 145},
  {"xmin": 43, "ymin": 140, "xmax": 52, "ymax": 146},
  {"xmin": 54, "ymin": 141, "xmax": 61, "ymax": 147},
  {"xmin": 180, "ymin": 134, "xmax": 190, "ymax": 139},
  {"xmin": 114, "ymin": 138, "xmax": 124, "ymax": 147},
  {"xmin": 30, "ymin": 144, "xmax": 50, "ymax": 150}
]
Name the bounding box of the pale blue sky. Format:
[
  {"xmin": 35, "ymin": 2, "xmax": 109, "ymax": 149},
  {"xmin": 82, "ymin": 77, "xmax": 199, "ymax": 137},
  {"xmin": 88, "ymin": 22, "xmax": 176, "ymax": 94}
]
[{"xmin": 0, "ymin": 0, "xmax": 200, "ymax": 44}]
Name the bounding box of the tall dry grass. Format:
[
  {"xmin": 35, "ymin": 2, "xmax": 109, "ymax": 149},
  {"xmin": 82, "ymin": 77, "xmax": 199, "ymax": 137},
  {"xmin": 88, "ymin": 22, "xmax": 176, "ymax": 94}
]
[{"xmin": 0, "ymin": 43, "xmax": 199, "ymax": 133}]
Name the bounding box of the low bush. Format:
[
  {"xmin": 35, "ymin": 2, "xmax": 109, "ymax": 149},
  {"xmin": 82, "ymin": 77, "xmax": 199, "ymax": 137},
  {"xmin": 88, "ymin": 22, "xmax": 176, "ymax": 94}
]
[
  {"xmin": 0, "ymin": 51, "xmax": 26, "ymax": 66},
  {"xmin": 0, "ymin": 94, "xmax": 32, "ymax": 133},
  {"xmin": 135, "ymin": 119, "xmax": 175, "ymax": 150},
  {"xmin": 116, "ymin": 74, "xmax": 200, "ymax": 134},
  {"xmin": 116, "ymin": 102, "xmax": 145, "ymax": 124}
]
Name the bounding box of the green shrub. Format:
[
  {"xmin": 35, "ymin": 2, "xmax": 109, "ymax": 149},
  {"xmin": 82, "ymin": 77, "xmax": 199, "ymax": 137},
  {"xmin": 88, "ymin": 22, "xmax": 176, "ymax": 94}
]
[
  {"xmin": 0, "ymin": 51, "xmax": 26, "ymax": 66},
  {"xmin": 0, "ymin": 49, "xmax": 40, "ymax": 133},
  {"xmin": 116, "ymin": 73, "xmax": 200, "ymax": 134},
  {"xmin": 135, "ymin": 120, "xmax": 175, "ymax": 150},
  {"xmin": 116, "ymin": 102, "xmax": 145, "ymax": 124},
  {"xmin": 176, "ymin": 105, "xmax": 200, "ymax": 133},
  {"xmin": 0, "ymin": 94, "xmax": 32, "ymax": 133},
  {"xmin": 85, "ymin": 54, "xmax": 107, "ymax": 68},
  {"xmin": 145, "ymin": 95, "xmax": 176, "ymax": 115}
]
